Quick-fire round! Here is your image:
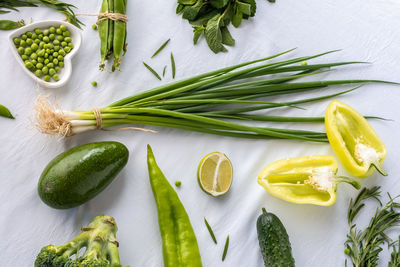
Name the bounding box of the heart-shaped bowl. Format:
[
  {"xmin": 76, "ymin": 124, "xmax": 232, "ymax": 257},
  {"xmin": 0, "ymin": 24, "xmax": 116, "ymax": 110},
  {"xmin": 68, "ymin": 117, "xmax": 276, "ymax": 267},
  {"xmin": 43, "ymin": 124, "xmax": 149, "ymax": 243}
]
[{"xmin": 8, "ymin": 20, "xmax": 82, "ymax": 89}]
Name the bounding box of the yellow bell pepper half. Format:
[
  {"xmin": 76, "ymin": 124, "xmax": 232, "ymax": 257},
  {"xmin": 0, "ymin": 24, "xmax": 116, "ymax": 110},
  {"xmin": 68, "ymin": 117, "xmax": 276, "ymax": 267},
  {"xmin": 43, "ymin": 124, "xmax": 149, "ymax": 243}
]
[
  {"xmin": 325, "ymin": 100, "xmax": 387, "ymax": 178},
  {"xmin": 257, "ymin": 155, "xmax": 360, "ymax": 206}
]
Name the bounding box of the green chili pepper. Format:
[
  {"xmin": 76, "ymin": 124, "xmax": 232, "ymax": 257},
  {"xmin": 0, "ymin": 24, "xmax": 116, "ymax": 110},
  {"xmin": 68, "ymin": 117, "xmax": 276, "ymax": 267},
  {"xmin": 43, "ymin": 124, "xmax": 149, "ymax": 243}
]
[
  {"xmin": 0, "ymin": 19, "xmax": 24, "ymax": 30},
  {"xmin": 147, "ymin": 145, "xmax": 203, "ymax": 267},
  {"xmin": 0, "ymin": 104, "xmax": 15, "ymax": 119},
  {"xmin": 107, "ymin": 0, "xmax": 114, "ymax": 59},
  {"xmin": 99, "ymin": 0, "xmax": 109, "ymax": 70},
  {"xmin": 112, "ymin": 0, "xmax": 126, "ymax": 71}
]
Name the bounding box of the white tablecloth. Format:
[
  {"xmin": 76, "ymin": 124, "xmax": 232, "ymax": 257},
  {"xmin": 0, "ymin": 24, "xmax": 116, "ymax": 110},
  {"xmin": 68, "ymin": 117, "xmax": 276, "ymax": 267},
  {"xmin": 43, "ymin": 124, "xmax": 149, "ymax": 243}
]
[{"xmin": 1, "ymin": 0, "xmax": 400, "ymax": 266}]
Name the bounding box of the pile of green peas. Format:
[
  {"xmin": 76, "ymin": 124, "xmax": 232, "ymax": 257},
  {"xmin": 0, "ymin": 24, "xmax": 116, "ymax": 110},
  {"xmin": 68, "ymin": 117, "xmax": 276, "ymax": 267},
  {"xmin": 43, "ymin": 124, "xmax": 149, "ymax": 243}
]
[{"xmin": 13, "ymin": 24, "xmax": 74, "ymax": 82}]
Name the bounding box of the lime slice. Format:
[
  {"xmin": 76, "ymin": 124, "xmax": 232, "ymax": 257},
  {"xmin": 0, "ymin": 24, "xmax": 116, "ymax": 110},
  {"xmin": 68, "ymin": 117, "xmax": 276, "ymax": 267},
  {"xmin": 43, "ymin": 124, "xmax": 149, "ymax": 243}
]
[{"xmin": 197, "ymin": 152, "xmax": 233, "ymax": 197}]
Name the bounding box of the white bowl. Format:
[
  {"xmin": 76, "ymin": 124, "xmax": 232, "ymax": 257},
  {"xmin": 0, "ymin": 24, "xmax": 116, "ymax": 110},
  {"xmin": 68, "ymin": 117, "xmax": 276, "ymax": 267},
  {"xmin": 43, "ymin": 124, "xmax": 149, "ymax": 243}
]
[{"xmin": 8, "ymin": 20, "xmax": 82, "ymax": 89}]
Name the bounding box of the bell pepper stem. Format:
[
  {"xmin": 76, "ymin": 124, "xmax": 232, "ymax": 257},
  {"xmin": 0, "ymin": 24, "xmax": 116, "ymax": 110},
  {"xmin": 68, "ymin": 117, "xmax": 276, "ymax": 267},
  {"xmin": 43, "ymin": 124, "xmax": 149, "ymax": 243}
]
[
  {"xmin": 262, "ymin": 208, "xmax": 267, "ymax": 214},
  {"xmin": 371, "ymin": 162, "xmax": 388, "ymax": 176},
  {"xmin": 334, "ymin": 176, "xmax": 361, "ymax": 190}
]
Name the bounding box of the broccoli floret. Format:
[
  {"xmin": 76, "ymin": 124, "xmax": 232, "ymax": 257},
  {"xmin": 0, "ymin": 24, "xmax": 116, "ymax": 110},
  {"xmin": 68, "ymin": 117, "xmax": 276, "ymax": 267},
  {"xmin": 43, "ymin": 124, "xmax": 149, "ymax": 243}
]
[{"xmin": 35, "ymin": 215, "xmax": 123, "ymax": 267}]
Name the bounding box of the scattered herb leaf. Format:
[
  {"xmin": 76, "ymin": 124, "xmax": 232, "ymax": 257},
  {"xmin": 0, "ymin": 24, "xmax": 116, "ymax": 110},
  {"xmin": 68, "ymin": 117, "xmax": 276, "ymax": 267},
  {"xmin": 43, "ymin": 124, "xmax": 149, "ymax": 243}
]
[
  {"xmin": 204, "ymin": 218, "xmax": 217, "ymax": 244},
  {"xmin": 143, "ymin": 62, "xmax": 162, "ymax": 81},
  {"xmin": 151, "ymin": 39, "xmax": 171, "ymax": 58},
  {"xmin": 0, "ymin": 104, "xmax": 14, "ymax": 119},
  {"xmin": 222, "ymin": 235, "xmax": 229, "ymax": 261},
  {"xmin": 345, "ymin": 186, "xmax": 400, "ymax": 267},
  {"xmin": 170, "ymin": 53, "xmax": 176, "ymax": 79},
  {"xmin": 162, "ymin": 66, "xmax": 167, "ymax": 77}
]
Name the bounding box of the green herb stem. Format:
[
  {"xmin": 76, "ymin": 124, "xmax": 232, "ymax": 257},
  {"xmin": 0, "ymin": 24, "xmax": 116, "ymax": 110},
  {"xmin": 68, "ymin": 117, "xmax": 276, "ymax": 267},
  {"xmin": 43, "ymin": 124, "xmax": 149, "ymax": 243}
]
[
  {"xmin": 151, "ymin": 39, "xmax": 170, "ymax": 58},
  {"xmin": 204, "ymin": 218, "xmax": 217, "ymax": 244},
  {"xmin": 143, "ymin": 62, "xmax": 162, "ymax": 81}
]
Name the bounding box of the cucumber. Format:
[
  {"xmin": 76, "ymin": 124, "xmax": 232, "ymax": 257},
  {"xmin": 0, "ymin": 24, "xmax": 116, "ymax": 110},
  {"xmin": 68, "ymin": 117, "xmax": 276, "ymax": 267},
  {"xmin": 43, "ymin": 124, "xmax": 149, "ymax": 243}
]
[
  {"xmin": 38, "ymin": 141, "xmax": 129, "ymax": 209},
  {"xmin": 257, "ymin": 208, "xmax": 295, "ymax": 267}
]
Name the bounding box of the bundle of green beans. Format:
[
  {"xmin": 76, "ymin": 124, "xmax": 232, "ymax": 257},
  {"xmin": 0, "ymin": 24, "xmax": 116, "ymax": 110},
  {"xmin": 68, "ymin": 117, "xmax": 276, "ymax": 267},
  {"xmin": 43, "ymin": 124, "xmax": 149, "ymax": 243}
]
[
  {"xmin": 98, "ymin": 0, "xmax": 127, "ymax": 72},
  {"xmin": 35, "ymin": 49, "xmax": 394, "ymax": 142},
  {"xmin": 0, "ymin": 0, "xmax": 83, "ymax": 29}
]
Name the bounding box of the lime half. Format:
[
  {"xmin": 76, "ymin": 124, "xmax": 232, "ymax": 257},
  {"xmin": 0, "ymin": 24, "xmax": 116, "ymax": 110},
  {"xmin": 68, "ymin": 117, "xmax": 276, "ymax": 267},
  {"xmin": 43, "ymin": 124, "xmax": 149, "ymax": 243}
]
[{"xmin": 197, "ymin": 152, "xmax": 233, "ymax": 197}]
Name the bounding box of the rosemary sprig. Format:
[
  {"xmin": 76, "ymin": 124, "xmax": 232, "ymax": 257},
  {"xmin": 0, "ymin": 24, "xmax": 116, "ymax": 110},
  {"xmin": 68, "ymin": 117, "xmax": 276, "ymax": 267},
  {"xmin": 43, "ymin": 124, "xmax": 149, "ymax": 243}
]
[
  {"xmin": 389, "ymin": 236, "xmax": 400, "ymax": 267},
  {"xmin": 204, "ymin": 217, "xmax": 217, "ymax": 244},
  {"xmin": 171, "ymin": 52, "xmax": 176, "ymax": 79},
  {"xmin": 151, "ymin": 39, "xmax": 170, "ymax": 58},
  {"xmin": 345, "ymin": 186, "xmax": 400, "ymax": 267},
  {"xmin": 143, "ymin": 62, "xmax": 162, "ymax": 81},
  {"xmin": 222, "ymin": 235, "xmax": 229, "ymax": 261}
]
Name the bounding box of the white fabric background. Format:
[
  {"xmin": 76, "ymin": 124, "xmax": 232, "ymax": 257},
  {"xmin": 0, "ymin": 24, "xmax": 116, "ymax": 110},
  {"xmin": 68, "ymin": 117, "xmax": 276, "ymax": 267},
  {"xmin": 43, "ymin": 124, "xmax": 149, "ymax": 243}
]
[{"xmin": 1, "ymin": 0, "xmax": 400, "ymax": 266}]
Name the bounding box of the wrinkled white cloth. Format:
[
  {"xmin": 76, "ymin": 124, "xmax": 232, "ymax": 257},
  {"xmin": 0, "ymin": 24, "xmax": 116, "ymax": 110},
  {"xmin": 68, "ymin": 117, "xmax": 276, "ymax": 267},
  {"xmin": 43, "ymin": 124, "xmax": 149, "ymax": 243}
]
[{"xmin": 1, "ymin": 0, "xmax": 400, "ymax": 266}]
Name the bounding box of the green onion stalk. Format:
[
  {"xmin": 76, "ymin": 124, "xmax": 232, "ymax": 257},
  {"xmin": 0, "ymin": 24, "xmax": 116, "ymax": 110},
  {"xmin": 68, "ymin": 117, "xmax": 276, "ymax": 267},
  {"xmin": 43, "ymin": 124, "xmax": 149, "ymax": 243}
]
[{"xmin": 34, "ymin": 49, "xmax": 394, "ymax": 142}]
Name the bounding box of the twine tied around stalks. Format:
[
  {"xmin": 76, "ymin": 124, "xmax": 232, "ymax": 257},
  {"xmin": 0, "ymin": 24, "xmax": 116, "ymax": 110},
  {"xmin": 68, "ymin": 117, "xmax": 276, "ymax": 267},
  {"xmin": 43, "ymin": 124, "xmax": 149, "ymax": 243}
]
[
  {"xmin": 73, "ymin": 12, "xmax": 129, "ymax": 24},
  {"xmin": 92, "ymin": 108, "xmax": 156, "ymax": 134}
]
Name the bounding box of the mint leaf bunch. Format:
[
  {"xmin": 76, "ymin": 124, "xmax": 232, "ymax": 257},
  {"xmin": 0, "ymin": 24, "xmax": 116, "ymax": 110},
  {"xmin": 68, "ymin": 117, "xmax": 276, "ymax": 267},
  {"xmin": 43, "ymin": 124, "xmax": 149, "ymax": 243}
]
[{"xmin": 177, "ymin": 0, "xmax": 269, "ymax": 53}]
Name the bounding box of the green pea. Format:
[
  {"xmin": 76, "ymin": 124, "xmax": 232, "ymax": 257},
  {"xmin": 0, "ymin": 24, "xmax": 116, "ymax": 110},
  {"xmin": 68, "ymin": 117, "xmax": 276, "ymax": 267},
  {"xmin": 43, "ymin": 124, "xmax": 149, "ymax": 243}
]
[
  {"xmin": 49, "ymin": 34, "xmax": 55, "ymax": 41},
  {"xmin": 68, "ymin": 43, "xmax": 74, "ymax": 49},
  {"xmin": 21, "ymin": 34, "xmax": 27, "ymax": 40},
  {"xmin": 53, "ymin": 40, "xmax": 60, "ymax": 46},
  {"xmin": 34, "ymin": 39, "xmax": 41, "ymax": 44},
  {"xmin": 92, "ymin": 24, "xmax": 98, "ymax": 30},
  {"xmin": 59, "ymin": 49, "xmax": 66, "ymax": 56},
  {"xmin": 24, "ymin": 48, "xmax": 32, "ymax": 55},
  {"xmin": 42, "ymin": 66, "xmax": 49, "ymax": 75},
  {"xmin": 53, "ymin": 59, "xmax": 59, "ymax": 65},
  {"xmin": 43, "ymin": 29, "xmax": 49, "ymax": 36},
  {"xmin": 44, "ymin": 59, "xmax": 49, "ymax": 65},
  {"xmin": 38, "ymin": 34, "xmax": 43, "ymax": 40},
  {"xmin": 21, "ymin": 55, "xmax": 28, "ymax": 60},
  {"xmin": 14, "ymin": 38, "xmax": 20, "ymax": 45},
  {"xmin": 39, "ymin": 42, "xmax": 45, "ymax": 49},
  {"xmin": 52, "ymin": 52, "xmax": 58, "ymax": 57},
  {"xmin": 44, "ymin": 53, "xmax": 49, "ymax": 59},
  {"xmin": 55, "ymin": 66, "xmax": 60, "ymax": 73},
  {"xmin": 91, "ymin": 81, "xmax": 98, "ymax": 87},
  {"xmin": 62, "ymin": 31, "xmax": 71, "ymax": 37},
  {"xmin": 45, "ymin": 43, "xmax": 52, "ymax": 49},
  {"xmin": 30, "ymin": 53, "xmax": 38, "ymax": 60},
  {"xmin": 17, "ymin": 47, "xmax": 25, "ymax": 55},
  {"xmin": 34, "ymin": 28, "xmax": 42, "ymax": 35},
  {"xmin": 25, "ymin": 61, "xmax": 33, "ymax": 69},
  {"xmin": 56, "ymin": 28, "xmax": 62, "ymax": 35},
  {"xmin": 49, "ymin": 27, "xmax": 56, "ymax": 34},
  {"xmin": 52, "ymin": 74, "xmax": 60, "ymax": 81},
  {"xmin": 57, "ymin": 55, "xmax": 63, "ymax": 61},
  {"xmin": 31, "ymin": 59, "xmax": 37, "ymax": 65},
  {"xmin": 43, "ymin": 75, "xmax": 50, "ymax": 82},
  {"xmin": 48, "ymin": 56, "xmax": 54, "ymax": 61},
  {"xmin": 31, "ymin": 43, "xmax": 38, "ymax": 51},
  {"xmin": 60, "ymin": 24, "xmax": 67, "ymax": 32},
  {"xmin": 65, "ymin": 37, "xmax": 72, "ymax": 43},
  {"xmin": 64, "ymin": 47, "xmax": 71, "ymax": 53},
  {"xmin": 20, "ymin": 40, "xmax": 26, "ymax": 47},
  {"xmin": 32, "ymin": 33, "xmax": 37, "ymax": 39},
  {"xmin": 26, "ymin": 39, "xmax": 33, "ymax": 46},
  {"xmin": 59, "ymin": 61, "xmax": 64, "ymax": 68},
  {"xmin": 45, "ymin": 49, "xmax": 50, "ymax": 54},
  {"xmin": 35, "ymin": 69, "xmax": 42, "ymax": 77},
  {"xmin": 49, "ymin": 68, "xmax": 56, "ymax": 76},
  {"xmin": 26, "ymin": 31, "xmax": 32, "ymax": 38},
  {"xmin": 36, "ymin": 63, "xmax": 44, "ymax": 69},
  {"xmin": 43, "ymin": 36, "xmax": 50, "ymax": 43},
  {"xmin": 47, "ymin": 63, "xmax": 54, "ymax": 68},
  {"xmin": 54, "ymin": 46, "xmax": 60, "ymax": 52},
  {"xmin": 38, "ymin": 57, "xmax": 44, "ymax": 63},
  {"xmin": 61, "ymin": 41, "xmax": 67, "ymax": 47},
  {"xmin": 37, "ymin": 50, "xmax": 45, "ymax": 57},
  {"xmin": 57, "ymin": 35, "xmax": 63, "ymax": 41}
]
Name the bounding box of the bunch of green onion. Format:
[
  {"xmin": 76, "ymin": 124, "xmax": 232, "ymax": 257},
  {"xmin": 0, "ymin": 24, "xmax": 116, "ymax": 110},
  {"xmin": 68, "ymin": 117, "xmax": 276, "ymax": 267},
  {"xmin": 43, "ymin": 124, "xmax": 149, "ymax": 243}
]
[{"xmin": 35, "ymin": 49, "xmax": 392, "ymax": 142}]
